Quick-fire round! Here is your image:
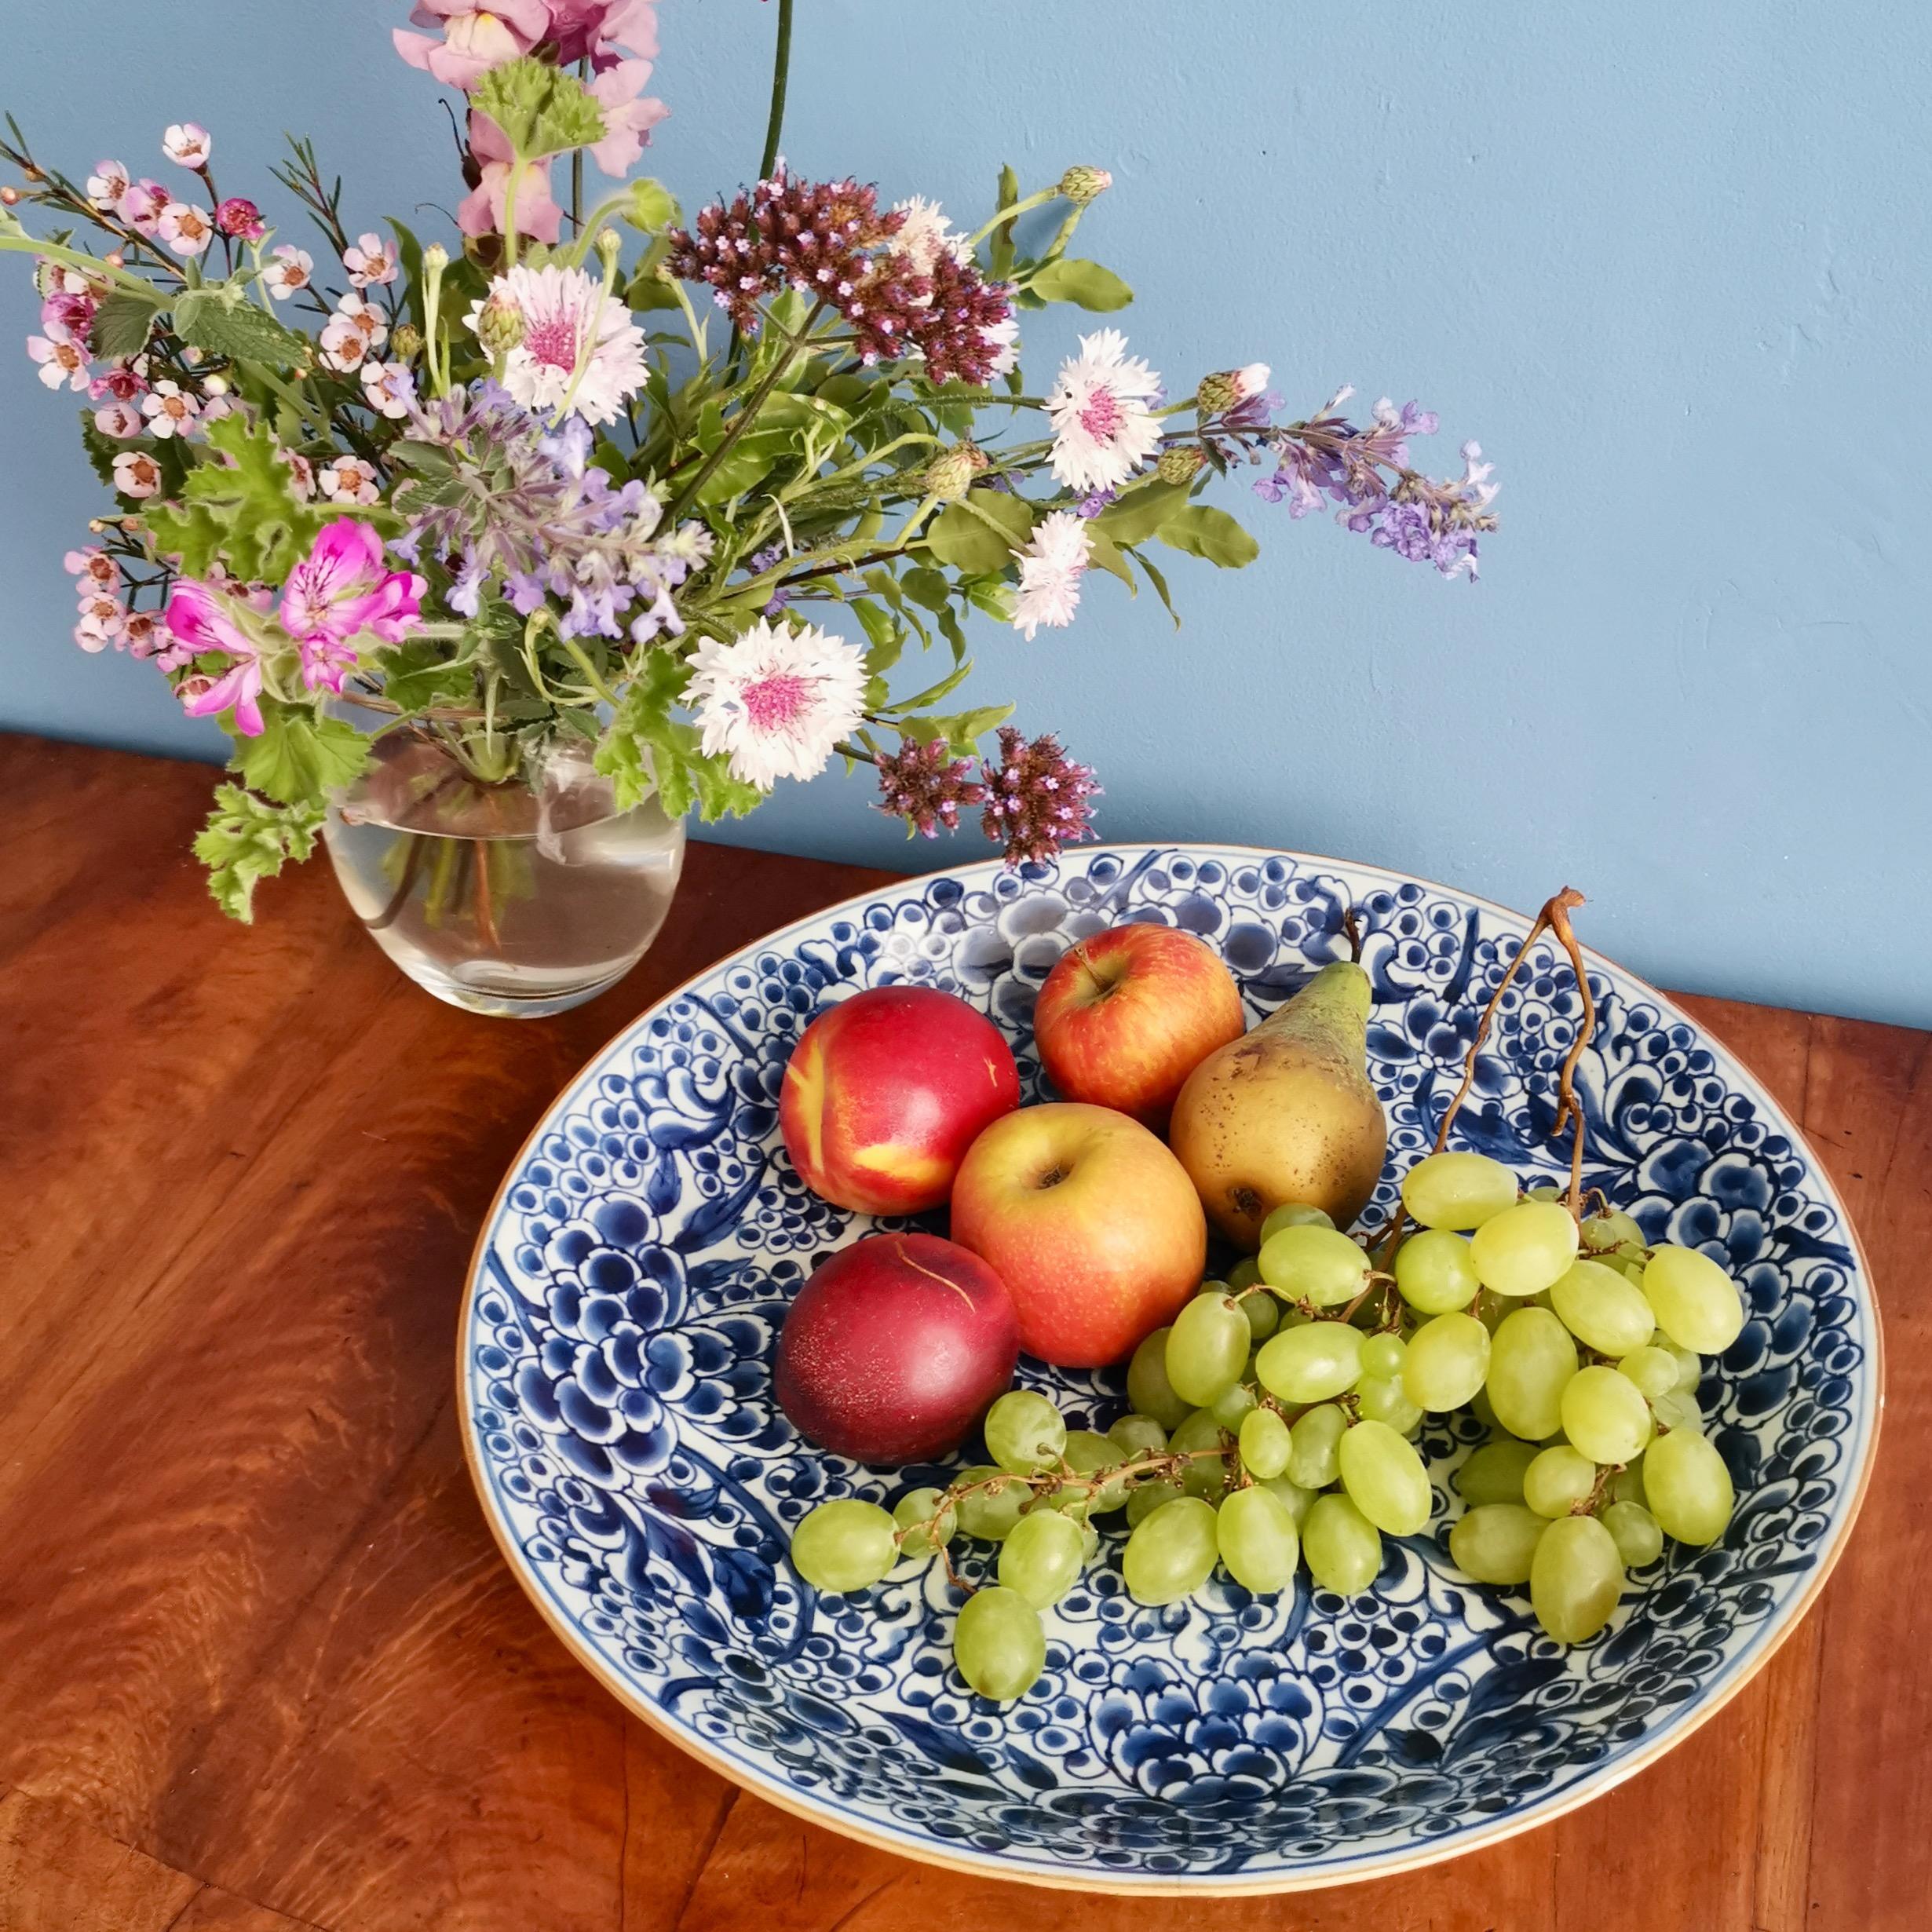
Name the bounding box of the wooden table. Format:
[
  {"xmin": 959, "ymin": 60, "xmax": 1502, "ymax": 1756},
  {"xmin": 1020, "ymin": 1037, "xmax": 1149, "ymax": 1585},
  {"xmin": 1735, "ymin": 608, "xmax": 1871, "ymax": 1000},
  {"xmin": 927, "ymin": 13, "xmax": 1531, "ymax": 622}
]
[{"xmin": 0, "ymin": 734, "xmax": 1923, "ymax": 1932}]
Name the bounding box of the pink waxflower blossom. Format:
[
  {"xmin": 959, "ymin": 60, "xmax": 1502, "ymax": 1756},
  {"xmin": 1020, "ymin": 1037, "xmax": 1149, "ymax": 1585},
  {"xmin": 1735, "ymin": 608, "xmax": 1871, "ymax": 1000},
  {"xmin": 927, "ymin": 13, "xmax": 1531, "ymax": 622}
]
[
  {"xmin": 91, "ymin": 356, "xmax": 150, "ymax": 404},
  {"xmin": 393, "ymin": 1, "xmax": 550, "ymax": 90},
  {"xmin": 122, "ymin": 610, "xmax": 163, "ymax": 659},
  {"xmin": 166, "ymin": 579, "xmax": 264, "ymax": 734},
  {"xmin": 317, "ymin": 456, "xmax": 380, "ymax": 506},
  {"xmin": 360, "ymin": 360, "xmax": 415, "ymax": 418},
  {"xmin": 216, "ymin": 197, "xmax": 265, "ymax": 240},
  {"xmin": 86, "ymin": 159, "xmax": 130, "ymax": 210},
  {"xmin": 547, "ymin": 0, "xmax": 660, "ymax": 65},
  {"xmin": 588, "ymin": 60, "xmax": 669, "ymax": 177},
  {"xmin": 94, "ymin": 398, "xmax": 143, "ymax": 439},
  {"xmin": 458, "ymin": 111, "xmax": 562, "ymax": 243},
  {"xmin": 75, "ymin": 591, "xmax": 129, "ymax": 648},
  {"xmin": 65, "ymin": 546, "xmax": 122, "ymax": 596},
  {"xmin": 42, "ymin": 290, "xmax": 97, "ymax": 342},
  {"xmin": 112, "ymin": 451, "xmax": 163, "ymax": 499},
  {"xmin": 141, "ymin": 378, "xmax": 201, "ymax": 439},
  {"xmin": 157, "ymin": 201, "xmax": 216, "ymax": 257},
  {"xmin": 261, "ymin": 246, "xmax": 314, "ymax": 301},
  {"xmin": 282, "ymin": 449, "xmax": 316, "ymax": 499},
  {"xmin": 27, "ymin": 323, "xmax": 89, "ymax": 392},
  {"xmin": 342, "ymin": 232, "xmax": 399, "ymax": 288},
  {"xmin": 162, "ymin": 122, "xmax": 213, "ymax": 169},
  {"xmin": 118, "ymin": 179, "xmax": 170, "ymax": 236},
  {"xmin": 279, "ymin": 519, "xmax": 424, "ymax": 693}
]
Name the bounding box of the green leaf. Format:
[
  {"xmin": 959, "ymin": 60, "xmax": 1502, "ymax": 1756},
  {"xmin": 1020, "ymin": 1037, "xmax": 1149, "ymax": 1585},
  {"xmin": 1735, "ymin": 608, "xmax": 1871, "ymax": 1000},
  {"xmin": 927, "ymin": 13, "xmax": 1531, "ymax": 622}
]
[
  {"xmin": 78, "ymin": 409, "xmax": 131, "ymax": 488},
  {"xmin": 989, "ymin": 163, "xmax": 1021, "ymax": 279},
  {"xmin": 1157, "ymin": 503, "xmax": 1260, "ymax": 568},
  {"xmin": 389, "ymin": 218, "xmax": 427, "ymax": 334},
  {"xmin": 141, "ymin": 412, "xmax": 327, "ymax": 582},
  {"xmin": 192, "ymin": 783, "xmax": 324, "ymax": 922},
  {"xmin": 1026, "ymin": 258, "xmax": 1133, "ymax": 311},
  {"xmin": 92, "ymin": 290, "xmax": 162, "ymax": 361},
  {"xmin": 596, "ymin": 650, "xmax": 762, "ymax": 823},
  {"xmin": 1128, "ymin": 545, "xmax": 1181, "ymax": 628},
  {"xmin": 907, "ymin": 702, "xmax": 1013, "ymax": 755},
  {"xmin": 1093, "ymin": 479, "xmax": 1190, "ymax": 546},
  {"xmin": 1084, "ymin": 528, "xmax": 1134, "ymax": 587},
  {"xmin": 232, "ymin": 704, "xmax": 370, "ymax": 810},
  {"xmin": 172, "ymin": 288, "xmax": 312, "ymax": 367},
  {"xmin": 926, "ymin": 495, "xmax": 1034, "ymax": 573},
  {"xmin": 473, "ymin": 56, "xmax": 608, "ymax": 159},
  {"xmin": 902, "ymin": 567, "xmax": 951, "ymax": 613},
  {"xmin": 378, "ymin": 637, "xmax": 477, "ymax": 712}
]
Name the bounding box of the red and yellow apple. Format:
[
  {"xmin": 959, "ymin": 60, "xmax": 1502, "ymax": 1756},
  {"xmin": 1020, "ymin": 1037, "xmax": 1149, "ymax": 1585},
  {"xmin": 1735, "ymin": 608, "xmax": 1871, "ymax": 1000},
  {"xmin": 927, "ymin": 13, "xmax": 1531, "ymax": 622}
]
[
  {"xmin": 949, "ymin": 1101, "xmax": 1207, "ymax": 1366},
  {"xmin": 775, "ymin": 1233, "xmax": 1020, "ymax": 1463},
  {"xmin": 780, "ymin": 985, "xmax": 1020, "ymax": 1214},
  {"xmin": 1033, "ymin": 925, "xmax": 1245, "ymax": 1130}
]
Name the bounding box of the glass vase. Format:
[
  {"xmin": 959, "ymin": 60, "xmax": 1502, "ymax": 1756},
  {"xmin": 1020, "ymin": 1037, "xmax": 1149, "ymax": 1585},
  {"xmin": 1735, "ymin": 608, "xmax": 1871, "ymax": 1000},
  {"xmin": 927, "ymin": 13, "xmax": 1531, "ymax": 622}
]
[{"xmin": 322, "ymin": 729, "xmax": 685, "ymax": 1018}]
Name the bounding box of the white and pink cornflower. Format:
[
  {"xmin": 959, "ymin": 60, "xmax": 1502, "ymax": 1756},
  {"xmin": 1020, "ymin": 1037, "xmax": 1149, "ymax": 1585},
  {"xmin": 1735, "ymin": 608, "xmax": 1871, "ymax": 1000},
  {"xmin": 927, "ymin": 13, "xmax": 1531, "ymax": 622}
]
[
  {"xmin": 279, "ymin": 519, "xmax": 425, "ymax": 692},
  {"xmin": 157, "ymin": 201, "xmax": 215, "ymax": 257},
  {"xmin": 317, "ymin": 455, "xmax": 381, "ymax": 505},
  {"xmin": 686, "ymin": 617, "xmax": 869, "ymax": 791},
  {"xmin": 141, "ymin": 379, "xmax": 201, "ymax": 439},
  {"xmin": 261, "ymin": 246, "xmax": 315, "ymax": 301},
  {"xmin": 1011, "ymin": 509, "xmax": 1092, "ymax": 641},
  {"xmin": 27, "ymin": 322, "xmax": 89, "ymax": 392},
  {"xmin": 112, "ymin": 451, "xmax": 163, "ymax": 499},
  {"xmin": 165, "ymin": 580, "xmax": 265, "ymax": 736},
  {"xmin": 118, "ymin": 179, "xmax": 170, "ymax": 236},
  {"xmin": 1045, "ymin": 328, "xmax": 1164, "ymax": 495},
  {"xmin": 466, "ymin": 262, "xmax": 649, "ymax": 426},
  {"xmin": 342, "ymin": 232, "xmax": 399, "ymax": 288},
  {"xmin": 360, "ymin": 360, "xmax": 415, "ymax": 419},
  {"xmin": 892, "ymin": 197, "xmax": 971, "ymax": 276},
  {"xmin": 86, "ymin": 160, "xmax": 130, "ymax": 210},
  {"xmin": 161, "ymin": 122, "xmax": 213, "ymax": 169}
]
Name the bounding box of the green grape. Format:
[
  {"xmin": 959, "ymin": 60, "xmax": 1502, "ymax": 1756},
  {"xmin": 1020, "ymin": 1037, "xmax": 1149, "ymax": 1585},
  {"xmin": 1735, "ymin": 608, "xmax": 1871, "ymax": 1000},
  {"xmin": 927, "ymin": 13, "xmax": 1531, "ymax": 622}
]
[
  {"xmin": 1338, "ymin": 1418, "xmax": 1433, "ymax": 1536},
  {"xmin": 1485, "ymin": 1306, "xmax": 1580, "ymax": 1441},
  {"xmin": 1259, "ymin": 1201, "xmax": 1335, "ymax": 1243},
  {"xmin": 1455, "ymin": 1438, "xmax": 1541, "ymax": 1507},
  {"xmin": 1108, "ymin": 1413, "xmax": 1169, "ymax": 1459},
  {"xmin": 984, "ymin": 1390, "xmax": 1067, "ymax": 1476},
  {"xmin": 1525, "ymin": 1182, "xmax": 1563, "ymax": 1203},
  {"xmin": 1642, "ymin": 1246, "xmax": 1746, "ymax": 1353},
  {"xmin": 1061, "ymin": 1430, "xmax": 1130, "ymax": 1513},
  {"xmin": 1127, "ymin": 1327, "xmax": 1193, "ymax": 1430},
  {"xmin": 1610, "ymin": 1455, "xmax": 1647, "ymax": 1507},
  {"xmin": 1258, "ymin": 1225, "xmax": 1372, "ymax": 1306},
  {"xmin": 791, "ymin": 1499, "xmax": 899, "ymax": 1593},
  {"xmin": 1401, "ymin": 1311, "xmax": 1492, "ymax": 1412},
  {"xmin": 1559, "ymin": 1364, "xmax": 1654, "ymax": 1465},
  {"xmin": 1581, "ymin": 1207, "xmax": 1645, "ymax": 1254},
  {"xmin": 1649, "ymin": 1387, "xmax": 1704, "ymax": 1434},
  {"xmin": 1240, "ymin": 1290, "xmax": 1281, "ymax": 1342},
  {"xmin": 1121, "ymin": 1496, "xmax": 1220, "ymax": 1605},
  {"xmin": 998, "ymin": 1507, "xmax": 1087, "ymax": 1607},
  {"xmin": 1355, "ymin": 1374, "xmax": 1424, "ymax": 1434},
  {"xmin": 1449, "ymin": 1503, "xmax": 1547, "ymax": 1585},
  {"xmin": 1217, "ymin": 1483, "xmax": 1301, "ymax": 1593},
  {"xmin": 1668, "ymin": 1342, "xmax": 1704, "ymax": 1393},
  {"xmin": 1470, "ymin": 1200, "xmax": 1580, "ymax": 1298},
  {"xmin": 954, "ymin": 1585, "xmax": 1046, "ymax": 1700},
  {"xmin": 1287, "ymin": 1403, "xmax": 1348, "ymax": 1488},
  {"xmin": 1125, "ymin": 1474, "xmax": 1184, "ymax": 1525},
  {"xmin": 1601, "ymin": 1500, "xmax": 1664, "ymax": 1568},
  {"xmin": 954, "ymin": 1467, "xmax": 1030, "ymax": 1540},
  {"xmin": 1210, "ymin": 1380, "xmax": 1259, "ymax": 1430},
  {"xmin": 1400, "ymin": 1149, "xmax": 1520, "ymax": 1231},
  {"xmin": 1643, "ymin": 1428, "xmax": 1734, "ymax": 1544},
  {"xmin": 1168, "ymin": 1405, "xmax": 1231, "ymax": 1499},
  {"xmin": 1081, "ymin": 1519, "xmax": 1101, "ymax": 1564},
  {"xmin": 1609, "ymin": 1255, "xmax": 1650, "ymax": 1287},
  {"xmin": 1166, "ymin": 1292, "xmax": 1251, "ymax": 1406},
  {"xmin": 1550, "ymin": 1258, "xmax": 1656, "ymax": 1357},
  {"xmin": 1227, "ymin": 1255, "xmax": 1262, "ymax": 1293},
  {"xmin": 1255, "ymin": 1320, "xmax": 1366, "ymax": 1403},
  {"xmin": 1393, "ymin": 1229, "xmax": 1481, "ymax": 1313},
  {"xmin": 1238, "ymin": 1405, "xmax": 1292, "ymax": 1479},
  {"xmin": 1361, "ymin": 1331, "xmax": 1408, "ymax": 1379},
  {"xmin": 1529, "ymin": 1513, "xmax": 1624, "ymax": 1642},
  {"xmin": 1259, "ymin": 1474, "xmax": 1316, "ymax": 1525},
  {"xmin": 1302, "ymin": 1492, "xmax": 1382, "ymax": 1595},
  {"xmin": 1523, "ymin": 1444, "xmax": 1598, "ymax": 1517},
  {"xmin": 1618, "ymin": 1344, "xmax": 1682, "ymax": 1401},
  {"xmin": 893, "ymin": 1487, "xmax": 958, "ymax": 1558},
  {"xmin": 1468, "ymin": 1385, "xmax": 1501, "ymax": 1433}
]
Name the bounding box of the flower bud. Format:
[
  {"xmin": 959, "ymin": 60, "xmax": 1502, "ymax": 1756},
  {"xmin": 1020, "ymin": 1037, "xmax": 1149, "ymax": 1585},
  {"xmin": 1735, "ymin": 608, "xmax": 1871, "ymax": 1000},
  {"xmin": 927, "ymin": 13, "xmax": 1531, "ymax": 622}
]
[
  {"xmin": 1195, "ymin": 371, "xmax": 1239, "ymax": 415},
  {"xmin": 422, "ymin": 242, "xmax": 450, "ymax": 272},
  {"xmin": 391, "ymin": 322, "xmax": 424, "ymax": 361},
  {"xmin": 1056, "ymin": 166, "xmax": 1113, "ymax": 206},
  {"xmin": 0, "ymin": 186, "xmax": 20, "ymax": 206},
  {"xmin": 181, "ymin": 345, "xmax": 204, "ymax": 367},
  {"xmin": 926, "ymin": 441, "xmax": 988, "ymax": 502},
  {"xmin": 214, "ymin": 196, "xmax": 264, "ymax": 240},
  {"xmin": 1156, "ymin": 445, "xmax": 1207, "ymax": 484},
  {"xmin": 473, "ymin": 290, "xmax": 525, "ymax": 355},
  {"xmin": 202, "ymin": 374, "xmax": 228, "ymax": 396}
]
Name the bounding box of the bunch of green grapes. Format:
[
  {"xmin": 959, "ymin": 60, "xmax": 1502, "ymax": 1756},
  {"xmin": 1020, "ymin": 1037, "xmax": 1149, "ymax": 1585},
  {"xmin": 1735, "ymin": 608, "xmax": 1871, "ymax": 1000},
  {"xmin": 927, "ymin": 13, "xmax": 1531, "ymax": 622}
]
[{"xmin": 788, "ymin": 1156, "xmax": 1744, "ymax": 1703}]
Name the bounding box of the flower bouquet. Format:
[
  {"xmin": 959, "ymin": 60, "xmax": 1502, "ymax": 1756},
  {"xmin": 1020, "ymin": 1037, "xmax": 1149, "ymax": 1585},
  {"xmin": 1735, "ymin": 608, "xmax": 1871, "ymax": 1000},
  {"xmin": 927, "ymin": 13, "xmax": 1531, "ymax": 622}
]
[{"xmin": 1, "ymin": 0, "xmax": 1498, "ymax": 1013}]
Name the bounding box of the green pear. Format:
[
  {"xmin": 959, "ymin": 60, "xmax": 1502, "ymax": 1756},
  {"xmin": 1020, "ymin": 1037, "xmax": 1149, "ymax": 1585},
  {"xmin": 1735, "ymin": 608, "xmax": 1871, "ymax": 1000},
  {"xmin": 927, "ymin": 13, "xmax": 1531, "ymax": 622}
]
[{"xmin": 1167, "ymin": 961, "xmax": 1388, "ymax": 1247}]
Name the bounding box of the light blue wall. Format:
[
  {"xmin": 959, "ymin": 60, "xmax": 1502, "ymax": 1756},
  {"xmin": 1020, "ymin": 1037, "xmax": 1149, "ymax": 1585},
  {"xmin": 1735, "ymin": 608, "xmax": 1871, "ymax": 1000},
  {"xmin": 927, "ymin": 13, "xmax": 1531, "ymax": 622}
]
[{"xmin": 5, "ymin": 2, "xmax": 1930, "ymax": 1026}]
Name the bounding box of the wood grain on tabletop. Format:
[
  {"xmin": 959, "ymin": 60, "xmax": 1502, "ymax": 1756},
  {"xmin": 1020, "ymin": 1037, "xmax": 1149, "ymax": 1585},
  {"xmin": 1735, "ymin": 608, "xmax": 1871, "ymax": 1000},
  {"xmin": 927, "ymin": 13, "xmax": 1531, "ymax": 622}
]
[{"xmin": 0, "ymin": 732, "xmax": 1922, "ymax": 1932}]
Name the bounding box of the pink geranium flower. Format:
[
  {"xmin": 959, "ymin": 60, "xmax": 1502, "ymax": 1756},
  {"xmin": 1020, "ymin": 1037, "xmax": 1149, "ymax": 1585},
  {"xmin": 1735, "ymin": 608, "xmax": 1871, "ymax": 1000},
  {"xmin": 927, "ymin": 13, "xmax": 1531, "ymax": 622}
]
[
  {"xmin": 279, "ymin": 520, "xmax": 425, "ymax": 693},
  {"xmin": 393, "ymin": 1, "xmax": 550, "ymax": 89},
  {"xmin": 458, "ymin": 111, "xmax": 562, "ymax": 243},
  {"xmin": 165, "ymin": 579, "xmax": 265, "ymax": 735}
]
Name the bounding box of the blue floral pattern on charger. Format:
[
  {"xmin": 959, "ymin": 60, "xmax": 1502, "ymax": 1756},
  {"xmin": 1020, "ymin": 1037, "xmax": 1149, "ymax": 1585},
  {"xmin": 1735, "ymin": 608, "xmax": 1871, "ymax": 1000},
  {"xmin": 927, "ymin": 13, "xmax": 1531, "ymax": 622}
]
[{"xmin": 465, "ymin": 846, "xmax": 1876, "ymax": 1887}]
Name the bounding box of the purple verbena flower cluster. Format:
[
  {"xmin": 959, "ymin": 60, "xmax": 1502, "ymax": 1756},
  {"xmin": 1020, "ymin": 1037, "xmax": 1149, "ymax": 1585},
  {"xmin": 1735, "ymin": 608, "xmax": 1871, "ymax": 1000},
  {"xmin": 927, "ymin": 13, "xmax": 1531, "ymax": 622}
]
[
  {"xmin": 979, "ymin": 726, "xmax": 1101, "ymax": 867},
  {"xmin": 874, "ymin": 735, "xmax": 988, "ymax": 839}
]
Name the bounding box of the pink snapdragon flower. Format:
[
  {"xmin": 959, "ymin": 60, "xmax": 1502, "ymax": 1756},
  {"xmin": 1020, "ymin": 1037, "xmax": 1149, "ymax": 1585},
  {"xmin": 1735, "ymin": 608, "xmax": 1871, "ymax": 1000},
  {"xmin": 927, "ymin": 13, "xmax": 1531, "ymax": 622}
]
[
  {"xmin": 588, "ymin": 60, "xmax": 668, "ymax": 176},
  {"xmin": 547, "ymin": 0, "xmax": 660, "ymax": 66},
  {"xmin": 458, "ymin": 111, "xmax": 562, "ymax": 243},
  {"xmin": 165, "ymin": 580, "xmax": 265, "ymax": 735},
  {"xmin": 279, "ymin": 520, "xmax": 425, "ymax": 693},
  {"xmin": 393, "ymin": 1, "xmax": 550, "ymax": 89}
]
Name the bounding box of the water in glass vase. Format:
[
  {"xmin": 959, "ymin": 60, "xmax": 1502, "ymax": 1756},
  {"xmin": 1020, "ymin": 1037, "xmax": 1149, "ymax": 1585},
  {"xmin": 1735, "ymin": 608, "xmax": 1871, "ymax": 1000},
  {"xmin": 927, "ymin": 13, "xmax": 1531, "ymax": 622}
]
[{"xmin": 323, "ymin": 733, "xmax": 686, "ymax": 1017}]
